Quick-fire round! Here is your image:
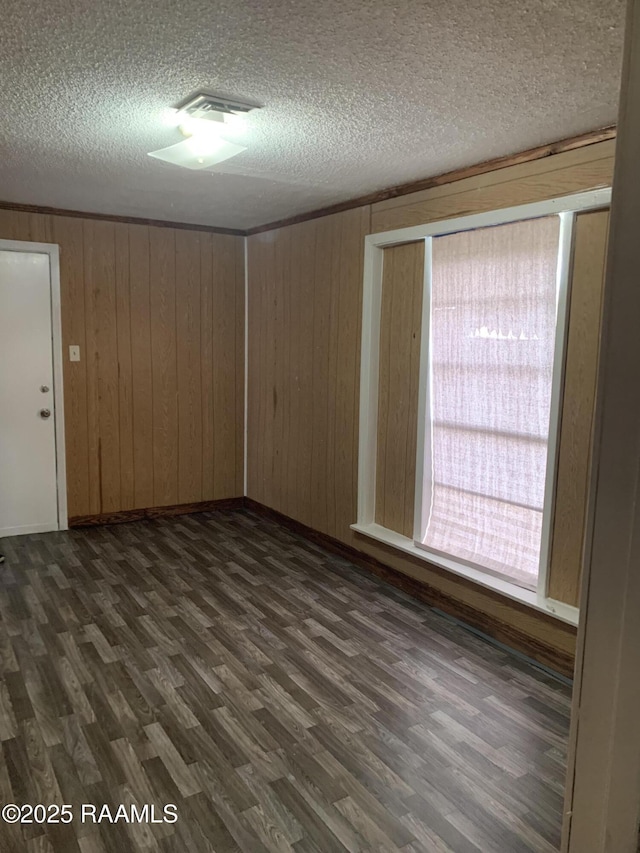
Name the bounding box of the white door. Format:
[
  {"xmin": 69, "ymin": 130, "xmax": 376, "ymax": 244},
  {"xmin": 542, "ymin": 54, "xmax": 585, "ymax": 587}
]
[{"xmin": 0, "ymin": 249, "xmax": 61, "ymax": 536}]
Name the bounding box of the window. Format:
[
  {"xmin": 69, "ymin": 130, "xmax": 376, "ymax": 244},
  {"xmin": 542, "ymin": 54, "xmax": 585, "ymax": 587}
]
[
  {"xmin": 419, "ymin": 217, "xmax": 560, "ymax": 589},
  {"xmin": 354, "ymin": 188, "xmax": 612, "ymax": 621}
]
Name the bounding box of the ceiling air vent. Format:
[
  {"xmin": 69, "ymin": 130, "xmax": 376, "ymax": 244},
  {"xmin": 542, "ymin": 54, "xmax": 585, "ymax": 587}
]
[{"xmin": 177, "ymin": 92, "xmax": 259, "ymax": 123}]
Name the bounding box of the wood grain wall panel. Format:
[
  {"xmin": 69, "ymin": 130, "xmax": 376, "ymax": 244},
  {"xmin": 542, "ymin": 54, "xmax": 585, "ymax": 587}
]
[
  {"xmin": 325, "ymin": 215, "xmax": 342, "ymax": 538},
  {"xmin": 272, "ymin": 224, "xmax": 288, "ymax": 515},
  {"xmin": 311, "ymin": 217, "xmax": 333, "ymax": 535},
  {"xmin": 246, "ymin": 235, "xmax": 263, "ymax": 503},
  {"xmin": 128, "ymin": 224, "xmax": 154, "ymax": 509},
  {"xmin": 274, "ymin": 223, "xmax": 288, "ymax": 516},
  {"xmin": 375, "ymin": 242, "xmax": 424, "ymax": 537},
  {"xmin": 272, "ymin": 224, "xmax": 286, "ymax": 511},
  {"xmin": 371, "ymin": 141, "xmax": 615, "ymax": 233},
  {"xmin": 200, "ymin": 233, "xmax": 215, "ymax": 501},
  {"xmin": 52, "ymin": 217, "xmax": 89, "ymax": 518},
  {"xmin": 0, "ymin": 210, "xmax": 244, "ymax": 518},
  {"xmin": 82, "ymin": 220, "xmax": 100, "ymax": 514},
  {"xmin": 115, "ymin": 223, "xmax": 134, "ymax": 510},
  {"xmin": 247, "ymin": 145, "xmax": 615, "ymax": 659},
  {"xmin": 211, "ymin": 235, "xmax": 241, "ymax": 499},
  {"xmin": 0, "ymin": 208, "xmax": 29, "ymax": 239},
  {"xmin": 296, "ymin": 223, "xmax": 316, "ymax": 527},
  {"xmin": 94, "ymin": 220, "xmax": 121, "ymax": 513},
  {"xmin": 247, "ymin": 205, "xmax": 370, "ymax": 535},
  {"xmin": 149, "ymin": 228, "xmax": 178, "ymax": 507},
  {"xmin": 255, "ymin": 229, "xmax": 271, "ymax": 507},
  {"xmin": 84, "ymin": 219, "xmax": 121, "ymax": 513},
  {"xmin": 176, "ymin": 229, "xmax": 203, "ymax": 504},
  {"xmin": 338, "ymin": 208, "xmax": 371, "ymax": 540},
  {"xmin": 26, "ymin": 213, "xmax": 53, "ymax": 243},
  {"xmin": 548, "ymin": 210, "xmax": 609, "ymax": 606},
  {"xmin": 234, "ymin": 237, "xmax": 245, "ymax": 496},
  {"xmin": 285, "ymin": 226, "xmax": 303, "ymax": 520}
]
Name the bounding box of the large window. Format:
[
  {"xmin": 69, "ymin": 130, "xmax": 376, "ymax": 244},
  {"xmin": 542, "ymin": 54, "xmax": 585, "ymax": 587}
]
[
  {"xmin": 420, "ymin": 217, "xmax": 560, "ymax": 589},
  {"xmin": 354, "ymin": 188, "xmax": 612, "ymax": 621}
]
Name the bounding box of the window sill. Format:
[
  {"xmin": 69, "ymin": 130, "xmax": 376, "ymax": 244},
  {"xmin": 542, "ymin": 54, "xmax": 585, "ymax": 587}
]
[{"xmin": 350, "ymin": 522, "xmax": 579, "ymax": 627}]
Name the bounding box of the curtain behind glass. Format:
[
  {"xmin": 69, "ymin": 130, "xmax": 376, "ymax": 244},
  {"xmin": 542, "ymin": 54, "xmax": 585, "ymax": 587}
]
[{"xmin": 422, "ymin": 216, "xmax": 560, "ymax": 588}]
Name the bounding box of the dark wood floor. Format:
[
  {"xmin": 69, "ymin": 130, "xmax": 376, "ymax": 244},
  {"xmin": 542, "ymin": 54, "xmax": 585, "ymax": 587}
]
[{"xmin": 0, "ymin": 509, "xmax": 571, "ymax": 853}]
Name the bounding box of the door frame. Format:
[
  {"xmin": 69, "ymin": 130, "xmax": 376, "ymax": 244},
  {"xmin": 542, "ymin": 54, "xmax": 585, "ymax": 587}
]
[
  {"xmin": 0, "ymin": 240, "xmax": 67, "ymax": 532},
  {"xmin": 562, "ymin": 0, "xmax": 640, "ymax": 847}
]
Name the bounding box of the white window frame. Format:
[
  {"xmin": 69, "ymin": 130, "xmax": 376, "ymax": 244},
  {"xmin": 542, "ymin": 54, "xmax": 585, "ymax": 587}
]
[{"xmin": 351, "ymin": 188, "xmax": 612, "ymax": 626}]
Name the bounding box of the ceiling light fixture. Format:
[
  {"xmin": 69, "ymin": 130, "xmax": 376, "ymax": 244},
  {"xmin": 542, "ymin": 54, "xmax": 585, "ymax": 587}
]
[{"xmin": 149, "ymin": 92, "xmax": 259, "ymax": 170}]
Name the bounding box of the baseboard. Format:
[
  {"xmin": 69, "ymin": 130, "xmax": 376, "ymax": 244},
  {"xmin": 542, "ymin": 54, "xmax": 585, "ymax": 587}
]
[
  {"xmin": 68, "ymin": 497, "xmax": 246, "ymax": 527},
  {"xmin": 1, "ymin": 522, "xmax": 62, "ymax": 537},
  {"xmin": 244, "ymin": 498, "xmax": 575, "ymax": 679}
]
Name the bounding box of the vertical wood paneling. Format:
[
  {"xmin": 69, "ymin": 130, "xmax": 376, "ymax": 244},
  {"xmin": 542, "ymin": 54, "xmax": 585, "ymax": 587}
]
[
  {"xmin": 310, "ymin": 217, "xmax": 333, "ymax": 534},
  {"xmin": 128, "ymin": 224, "xmax": 154, "ymax": 509},
  {"xmin": 548, "ymin": 210, "xmax": 609, "ymax": 606},
  {"xmin": 27, "ymin": 213, "xmax": 53, "ymax": 243},
  {"xmin": 81, "ymin": 228, "xmax": 98, "ymax": 511},
  {"xmin": 0, "ymin": 211, "xmax": 244, "ymax": 518},
  {"xmin": 375, "ymin": 242, "xmax": 425, "ymax": 537},
  {"xmin": 84, "ymin": 219, "xmax": 121, "ymax": 513},
  {"xmin": 200, "ymin": 232, "xmax": 215, "ymax": 500},
  {"xmin": 271, "ymin": 225, "xmax": 286, "ymax": 513},
  {"xmin": 245, "ymin": 231, "xmax": 275, "ymax": 504},
  {"xmin": 52, "ymin": 217, "xmax": 89, "ymax": 517},
  {"xmin": 234, "ymin": 237, "xmax": 245, "ymax": 496},
  {"xmin": 150, "ymin": 227, "xmax": 178, "ymax": 506},
  {"xmin": 296, "ymin": 223, "xmax": 316, "ymax": 527},
  {"xmin": 285, "ymin": 228, "xmax": 301, "ymax": 518},
  {"xmin": 246, "ymin": 235, "xmax": 261, "ymax": 502},
  {"xmin": 325, "ymin": 215, "xmax": 342, "ymax": 538},
  {"xmin": 247, "ymin": 206, "xmax": 370, "ymax": 538},
  {"xmin": 211, "ymin": 236, "xmax": 239, "ymax": 498},
  {"xmin": 115, "ymin": 223, "xmax": 134, "ymax": 510},
  {"xmin": 0, "ymin": 208, "xmax": 30, "ymax": 239},
  {"xmin": 176, "ymin": 229, "xmax": 203, "ymax": 503},
  {"xmin": 83, "ymin": 221, "xmax": 100, "ymax": 514},
  {"xmin": 262, "ymin": 225, "xmax": 282, "ymax": 512}
]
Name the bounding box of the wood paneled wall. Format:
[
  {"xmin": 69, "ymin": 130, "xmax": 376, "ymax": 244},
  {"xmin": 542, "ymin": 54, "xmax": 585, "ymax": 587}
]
[
  {"xmin": 0, "ymin": 210, "xmax": 245, "ymax": 519},
  {"xmin": 247, "ymin": 140, "xmax": 615, "ymax": 662},
  {"xmin": 375, "ymin": 242, "xmax": 424, "ymax": 537},
  {"xmin": 371, "ymin": 139, "xmax": 615, "ymax": 233},
  {"xmin": 247, "ymin": 207, "xmax": 370, "ymax": 533}
]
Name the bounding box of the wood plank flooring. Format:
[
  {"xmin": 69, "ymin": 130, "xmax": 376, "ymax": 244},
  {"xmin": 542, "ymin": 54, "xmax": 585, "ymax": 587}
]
[{"xmin": 0, "ymin": 509, "xmax": 571, "ymax": 852}]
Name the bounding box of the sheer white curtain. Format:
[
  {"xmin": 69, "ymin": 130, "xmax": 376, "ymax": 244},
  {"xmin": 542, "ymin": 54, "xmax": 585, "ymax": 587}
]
[{"xmin": 421, "ymin": 216, "xmax": 560, "ymax": 588}]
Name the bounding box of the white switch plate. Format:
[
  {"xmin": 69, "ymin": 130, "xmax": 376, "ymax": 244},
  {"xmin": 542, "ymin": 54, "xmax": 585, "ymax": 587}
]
[{"xmin": 69, "ymin": 345, "xmax": 81, "ymax": 362}]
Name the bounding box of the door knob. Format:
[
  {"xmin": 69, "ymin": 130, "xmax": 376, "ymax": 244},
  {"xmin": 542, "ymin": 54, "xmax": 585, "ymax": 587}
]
[{"xmin": 40, "ymin": 408, "xmax": 51, "ymax": 419}]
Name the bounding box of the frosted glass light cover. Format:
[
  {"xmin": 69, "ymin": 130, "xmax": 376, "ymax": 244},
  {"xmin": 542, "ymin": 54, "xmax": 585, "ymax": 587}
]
[{"xmin": 148, "ymin": 136, "xmax": 246, "ymax": 170}]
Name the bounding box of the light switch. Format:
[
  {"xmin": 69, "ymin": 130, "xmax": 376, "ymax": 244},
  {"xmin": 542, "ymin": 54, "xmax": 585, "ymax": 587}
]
[{"xmin": 69, "ymin": 345, "xmax": 81, "ymax": 362}]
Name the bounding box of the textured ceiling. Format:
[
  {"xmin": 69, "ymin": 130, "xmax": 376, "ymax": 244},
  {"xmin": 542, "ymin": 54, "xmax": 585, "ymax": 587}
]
[{"xmin": 0, "ymin": 0, "xmax": 625, "ymax": 230}]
